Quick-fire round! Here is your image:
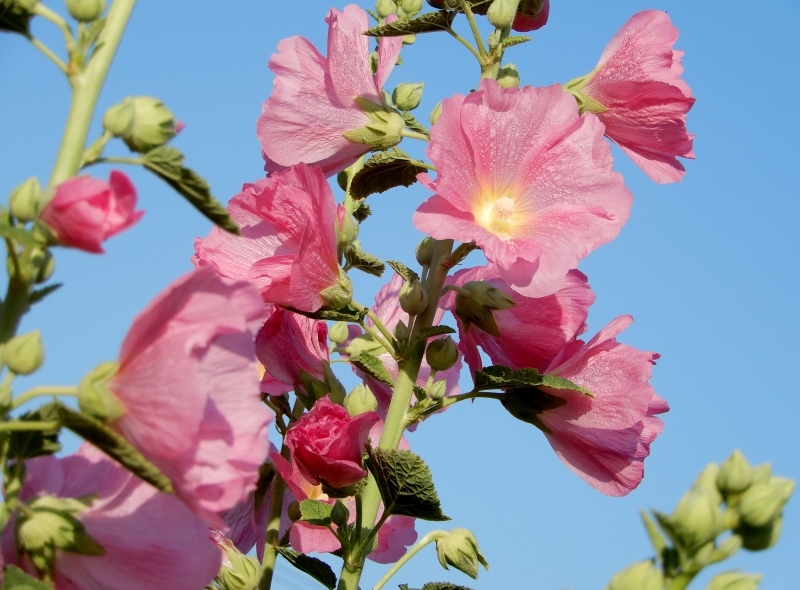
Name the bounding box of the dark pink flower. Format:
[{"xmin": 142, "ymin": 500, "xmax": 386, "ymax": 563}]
[
  {"xmin": 257, "ymin": 5, "xmax": 402, "ymax": 176},
  {"xmin": 284, "ymin": 396, "xmax": 378, "ymax": 489},
  {"xmin": 40, "ymin": 171, "xmax": 143, "ymax": 254},
  {"xmin": 414, "ymin": 80, "xmax": 631, "ymax": 298},
  {"xmin": 108, "ymin": 267, "xmax": 272, "ymax": 526},
  {"xmin": 571, "ymin": 10, "xmax": 695, "ymax": 183},
  {"xmin": 512, "ymin": 0, "xmax": 549, "ymax": 32},
  {"xmin": 193, "ymin": 164, "xmax": 351, "ymax": 312},
  {"xmin": 1, "ymin": 444, "xmax": 221, "ymax": 590}
]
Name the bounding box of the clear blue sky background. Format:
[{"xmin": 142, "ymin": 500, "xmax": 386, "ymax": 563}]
[{"xmin": 1, "ymin": 1, "xmax": 799, "ymax": 589}]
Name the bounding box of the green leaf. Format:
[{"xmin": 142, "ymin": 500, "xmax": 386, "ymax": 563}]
[
  {"xmin": 299, "ymin": 499, "xmax": 333, "ymax": 526},
  {"xmin": 0, "ymin": 1, "xmax": 35, "ymax": 35},
  {"xmin": 640, "ymin": 510, "xmax": 668, "ymax": 564},
  {"xmin": 8, "ymin": 406, "xmax": 61, "ymax": 461},
  {"xmin": 386, "ymin": 260, "xmax": 419, "ymax": 283},
  {"xmin": 52, "ymin": 402, "xmax": 175, "ymax": 494},
  {"xmin": 398, "ymin": 584, "xmax": 475, "ymax": 590},
  {"xmin": 0, "ymin": 221, "xmax": 44, "ymax": 249},
  {"xmin": 276, "ymin": 547, "xmax": 337, "ymax": 590},
  {"xmin": 402, "ymin": 112, "xmax": 430, "ymax": 137},
  {"xmin": 142, "ymin": 147, "xmax": 239, "ymax": 235},
  {"xmin": 349, "ymin": 351, "xmax": 395, "ymax": 387},
  {"xmin": 366, "ymin": 446, "xmax": 449, "ymax": 521},
  {"xmin": 344, "ymin": 242, "xmax": 385, "ymax": 277},
  {"xmin": 350, "ymin": 148, "xmax": 427, "ymax": 200},
  {"xmin": 353, "ymin": 201, "xmax": 372, "ymax": 222},
  {"xmin": 364, "ymin": 10, "xmax": 457, "ymax": 37},
  {"xmin": 501, "ymin": 35, "xmax": 531, "ymax": 49},
  {"xmin": 286, "ymin": 304, "xmax": 368, "ymax": 323},
  {"xmin": 412, "ymin": 326, "xmax": 455, "ymax": 347},
  {"xmin": 1, "ymin": 565, "xmax": 52, "ymax": 590},
  {"xmin": 473, "ymin": 365, "xmax": 592, "ymax": 396},
  {"xmin": 29, "ymin": 283, "xmax": 62, "ymax": 306}
]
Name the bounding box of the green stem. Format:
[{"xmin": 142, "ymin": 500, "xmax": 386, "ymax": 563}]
[
  {"xmin": 399, "ymin": 129, "xmax": 430, "ymax": 142},
  {"xmin": 27, "ymin": 36, "xmax": 68, "ymax": 73},
  {"xmin": 458, "ymin": 0, "xmax": 488, "ymax": 58},
  {"xmin": 668, "ymin": 573, "xmax": 695, "ymax": 590},
  {"xmin": 33, "ymin": 3, "xmax": 75, "ymax": 54},
  {"xmin": 408, "ymin": 159, "xmax": 436, "ymax": 172},
  {"xmin": 373, "ymin": 530, "xmax": 448, "ymax": 590},
  {"xmin": 0, "ymin": 272, "xmax": 30, "ymax": 345},
  {"xmin": 84, "ymin": 155, "xmax": 144, "ymax": 167},
  {"xmin": 12, "ymin": 386, "xmax": 79, "ymax": 410},
  {"xmin": 355, "ymin": 508, "xmax": 391, "ymax": 562},
  {"xmin": 0, "ymin": 421, "xmax": 59, "ymax": 432},
  {"xmin": 480, "ymin": 25, "xmax": 510, "ymax": 80},
  {"xmin": 446, "ymin": 28, "xmax": 483, "ymax": 62}
]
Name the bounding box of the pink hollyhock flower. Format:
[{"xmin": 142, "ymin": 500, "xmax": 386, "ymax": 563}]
[
  {"xmin": 256, "ymin": 307, "xmax": 329, "ymax": 396},
  {"xmin": 414, "ymin": 80, "xmax": 631, "ymax": 298},
  {"xmin": 1, "ymin": 444, "xmax": 220, "ymax": 589},
  {"xmin": 193, "ymin": 164, "xmax": 351, "ymax": 312},
  {"xmin": 567, "ymin": 10, "xmax": 695, "ymax": 183},
  {"xmin": 40, "ymin": 171, "xmax": 143, "ymax": 254},
  {"xmin": 106, "ymin": 267, "xmax": 272, "ymax": 526},
  {"xmin": 513, "ymin": 0, "xmax": 549, "ymax": 32},
  {"xmin": 257, "ymin": 5, "xmax": 403, "ymax": 176},
  {"xmin": 284, "ymin": 396, "xmax": 378, "ymax": 490}
]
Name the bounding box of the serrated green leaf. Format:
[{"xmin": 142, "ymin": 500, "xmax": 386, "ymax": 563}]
[
  {"xmin": 473, "ymin": 365, "xmax": 591, "ymax": 396},
  {"xmin": 142, "ymin": 147, "xmax": 239, "ymax": 235},
  {"xmin": 366, "ymin": 446, "xmax": 449, "ymax": 521},
  {"xmin": 350, "ymin": 148, "xmax": 427, "ymax": 200},
  {"xmin": 386, "ymin": 260, "xmax": 419, "ymax": 283},
  {"xmin": 364, "ymin": 10, "xmax": 456, "ymax": 37},
  {"xmin": 276, "ymin": 547, "xmax": 337, "ymax": 590},
  {"xmin": 52, "ymin": 402, "xmax": 174, "ymax": 494},
  {"xmin": 286, "ymin": 304, "xmax": 368, "ymax": 323},
  {"xmin": 8, "ymin": 405, "xmax": 61, "ymax": 461},
  {"xmin": 398, "ymin": 584, "xmax": 475, "ymax": 590},
  {"xmin": 402, "ymin": 112, "xmax": 430, "ymax": 137},
  {"xmin": 353, "ymin": 201, "xmax": 372, "ymax": 222},
  {"xmin": 412, "ymin": 326, "xmax": 455, "ymax": 347},
  {"xmin": 299, "ymin": 499, "xmax": 333, "ymax": 526},
  {"xmin": 2, "ymin": 564, "xmax": 52, "ymax": 589},
  {"xmin": 0, "ymin": 1, "xmax": 35, "ymax": 35},
  {"xmin": 344, "ymin": 243, "xmax": 385, "ymax": 277},
  {"xmin": 29, "ymin": 283, "xmax": 62, "ymax": 305},
  {"xmin": 350, "ymin": 351, "xmax": 395, "ymax": 386},
  {"xmin": 501, "ymin": 35, "xmax": 532, "ymax": 48}
]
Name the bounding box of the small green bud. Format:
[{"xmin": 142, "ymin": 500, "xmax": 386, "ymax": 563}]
[
  {"xmin": 5, "ymin": 330, "xmax": 44, "ymax": 375},
  {"xmin": 288, "ymin": 501, "xmax": 302, "ymax": 522},
  {"xmin": 343, "ymin": 99, "xmax": 405, "ymax": 151},
  {"xmin": 393, "ymin": 319, "xmax": 410, "ymax": 342},
  {"xmin": 402, "ymin": 34, "xmax": 416, "ymax": 45},
  {"xmin": 738, "ymin": 478, "xmax": 794, "ymax": 528},
  {"xmin": 9, "ymin": 177, "xmax": 41, "ymax": 222},
  {"xmin": 345, "ymin": 334, "xmax": 387, "ymax": 358},
  {"xmin": 65, "ymin": 0, "xmax": 105, "ymax": 22},
  {"xmin": 487, "ymin": 0, "xmax": 521, "ymax": 29},
  {"xmin": 718, "ymin": 450, "xmax": 752, "ymax": 495},
  {"xmin": 78, "ymin": 361, "xmax": 126, "ymax": 422},
  {"xmin": 105, "ymin": 97, "xmax": 178, "ymax": 153},
  {"xmin": 706, "ymin": 571, "xmax": 762, "ymax": 590},
  {"xmin": 399, "ymin": 279, "xmax": 428, "ymax": 315},
  {"xmin": 401, "ymin": 0, "xmax": 423, "ymax": 13},
  {"xmin": 213, "ymin": 534, "xmax": 261, "ymax": 590},
  {"xmin": 750, "ymin": 463, "xmax": 772, "ymax": 485},
  {"xmin": 336, "ymin": 207, "xmax": 360, "ymax": 250},
  {"xmin": 393, "ymin": 82, "xmax": 424, "ymax": 111},
  {"xmin": 692, "ymin": 463, "xmax": 724, "ymax": 506},
  {"xmin": 671, "ymin": 489, "xmax": 721, "ymax": 550},
  {"xmin": 497, "ymin": 63, "xmax": 521, "ymax": 89},
  {"xmin": 429, "ymin": 101, "xmax": 443, "ymax": 126},
  {"xmin": 344, "ymin": 384, "xmax": 378, "ymax": 417},
  {"xmin": 488, "ymin": 28, "xmax": 502, "ymax": 50},
  {"xmin": 427, "ymin": 379, "xmax": 447, "ymax": 400},
  {"xmin": 436, "ymin": 528, "xmax": 489, "ymax": 580},
  {"xmin": 319, "ymin": 268, "xmax": 353, "ymax": 309},
  {"xmin": 376, "ymin": 0, "xmax": 396, "ymax": 18},
  {"xmin": 21, "ymin": 247, "xmax": 55, "ymax": 284},
  {"xmin": 738, "ymin": 517, "xmax": 782, "ymax": 551},
  {"xmin": 453, "ymin": 281, "xmax": 515, "ymax": 336},
  {"xmin": 606, "ymin": 560, "xmax": 663, "ymax": 590},
  {"xmin": 416, "ymin": 236, "xmax": 436, "ymax": 266},
  {"xmin": 328, "ymin": 321, "xmax": 350, "ymax": 345},
  {"xmin": 426, "ymin": 336, "xmax": 458, "ymax": 371},
  {"xmin": 102, "ymin": 99, "xmax": 136, "ymax": 138},
  {"xmin": 331, "ymin": 500, "xmax": 350, "ymax": 528}
]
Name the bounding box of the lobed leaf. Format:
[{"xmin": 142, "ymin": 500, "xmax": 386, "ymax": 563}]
[
  {"xmin": 286, "ymin": 304, "xmax": 368, "ymax": 323},
  {"xmin": 349, "ymin": 351, "xmax": 396, "ymax": 386},
  {"xmin": 386, "ymin": 260, "xmax": 419, "ymax": 283},
  {"xmin": 299, "ymin": 499, "xmax": 334, "ymax": 526},
  {"xmin": 350, "ymin": 148, "xmax": 427, "ymax": 200},
  {"xmin": 364, "ymin": 10, "xmax": 457, "ymax": 37},
  {"xmin": 402, "ymin": 112, "xmax": 430, "ymax": 137},
  {"xmin": 344, "ymin": 242, "xmax": 385, "ymax": 277}
]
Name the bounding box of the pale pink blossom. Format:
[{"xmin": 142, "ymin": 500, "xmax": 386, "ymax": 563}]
[
  {"xmin": 1, "ymin": 444, "xmax": 220, "ymax": 590},
  {"xmin": 513, "ymin": 0, "xmax": 549, "ymax": 32},
  {"xmin": 193, "ymin": 164, "xmax": 351, "ymax": 312},
  {"xmin": 107, "ymin": 267, "xmax": 272, "ymax": 526},
  {"xmin": 414, "ymin": 80, "xmax": 631, "ymax": 298},
  {"xmin": 257, "ymin": 5, "xmax": 402, "ymax": 176},
  {"xmin": 575, "ymin": 10, "xmax": 695, "ymax": 183},
  {"xmin": 40, "ymin": 171, "xmax": 143, "ymax": 254}
]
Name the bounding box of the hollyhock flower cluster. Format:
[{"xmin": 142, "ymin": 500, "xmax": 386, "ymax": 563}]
[
  {"xmin": 40, "ymin": 171, "xmax": 143, "ymax": 254},
  {"xmin": 105, "ymin": 267, "xmax": 272, "ymax": 525},
  {"xmin": 567, "ymin": 10, "xmax": 695, "ymax": 183},
  {"xmin": 257, "ymin": 5, "xmax": 403, "ymax": 177},
  {"xmin": 193, "ymin": 164, "xmax": 351, "ymax": 312},
  {"xmin": 1, "ymin": 444, "xmax": 221, "ymax": 590},
  {"xmin": 414, "ymin": 80, "xmax": 632, "ymax": 298}
]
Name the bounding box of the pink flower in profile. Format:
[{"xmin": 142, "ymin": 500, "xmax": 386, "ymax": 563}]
[
  {"xmin": 285, "ymin": 396, "xmax": 378, "ymax": 490},
  {"xmin": 568, "ymin": 10, "xmax": 695, "ymax": 183},
  {"xmin": 106, "ymin": 267, "xmax": 272, "ymax": 526},
  {"xmin": 257, "ymin": 5, "xmax": 403, "ymax": 176},
  {"xmin": 512, "ymin": 0, "xmax": 550, "ymax": 32},
  {"xmin": 193, "ymin": 164, "xmax": 351, "ymax": 312},
  {"xmin": 1, "ymin": 444, "xmax": 221, "ymax": 590},
  {"xmin": 256, "ymin": 307, "xmax": 329, "ymax": 396},
  {"xmin": 40, "ymin": 171, "xmax": 143, "ymax": 254},
  {"xmin": 414, "ymin": 80, "xmax": 631, "ymax": 298}
]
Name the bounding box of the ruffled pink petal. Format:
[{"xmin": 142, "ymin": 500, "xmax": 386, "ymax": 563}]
[{"xmin": 370, "ymin": 516, "xmax": 418, "ymax": 564}]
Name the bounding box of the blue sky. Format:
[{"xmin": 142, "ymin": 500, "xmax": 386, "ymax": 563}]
[{"xmin": 1, "ymin": 1, "xmax": 799, "ymax": 588}]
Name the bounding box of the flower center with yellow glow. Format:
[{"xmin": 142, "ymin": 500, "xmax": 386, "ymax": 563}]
[{"xmin": 476, "ymin": 195, "xmax": 521, "ymax": 238}]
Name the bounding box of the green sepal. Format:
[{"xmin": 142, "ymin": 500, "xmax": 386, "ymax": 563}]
[
  {"xmin": 366, "ymin": 445, "xmax": 450, "ymax": 521},
  {"xmin": 298, "ymin": 499, "xmax": 333, "ymax": 526},
  {"xmin": 0, "ymin": 219, "xmax": 45, "ymax": 249},
  {"xmin": 501, "ymin": 35, "xmax": 531, "ymax": 48},
  {"xmin": 640, "ymin": 510, "xmax": 668, "ymax": 564},
  {"xmin": 8, "ymin": 405, "xmax": 61, "ymax": 461},
  {"xmin": 1, "ymin": 565, "xmax": 52, "ymax": 590},
  {"xmin": 349, "ymin": 148, "xmax": 427, "ymax": 200},
  {"xmin": 276, "ymin": 547, "xmax": 337, "ymax": 590},
  {"xmin": 344, "ymin": 241, "xmax": 385, "ymax": 277},
  {"xmin": 0, "ymin": 0, "xmax": 37, "ymax": 35},
  {"xmin": 402, "ymin": 112, "xmax": 430, "ymax": 137},
  {"xmin": 349, "ymin": 351, "xmax": 396, "ymax": 387},
  {"xmin": 29, "ymin": 283, "xmax": 62, "ymax": 306},
  {"xmin": 364, "ymin": 9, "xmax": 457, "ymax": 37},
  {"xmin": 386, "ymin": 260, "xmax": 419, "ymax": 283},
  {"xmin": 285, "ymin": 304, "xmax": 368, "ymax": 323}
]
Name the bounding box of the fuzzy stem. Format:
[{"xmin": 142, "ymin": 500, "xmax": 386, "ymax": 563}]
[
  {"xmin": 458, "ymin": 0, "xmax": 488, "ymax": 58},
  {"xmin": 446, "ymin": 28, "xmax": 483, "ymax": 62},
  {"xmin": 0, "ymin": 421, "xmax": 59, "ymax": 432},
  {"xmin": 12, "ymin": 386, "xmax": 79, "ymax": 410}
]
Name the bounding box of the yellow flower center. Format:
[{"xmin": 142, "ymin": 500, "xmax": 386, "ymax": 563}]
[{"xmin": 476, "ymin": 195, "xmax": 523, "ymax": 238}]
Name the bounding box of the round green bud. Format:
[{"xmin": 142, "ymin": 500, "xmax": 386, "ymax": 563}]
[
  {"xmin": 78, "ymin": 361, "xmax": 126, "ymax": 422},
  {"xmin": 738, "ymin": 517, "xmax": 782, "ymax": 551},
  {"xmin": 214, "ymin": 537, "xmax": 261, "ymax": 590},
  {"xmin": 427, "ymin": 379, "xmax": 447, "ymax": 400},
  {"xmin": 738, "ymin": 478, "xmax": 794, "ymax": 528},
  {"xmin": 331, "ymin": 500, "xmax": 350, "ymax": 528},
  {"xmin": 707, "ymin": 571, "xmax": 762, "ymax": 590},
  {"xmin": 5, "ymin": 330, "xmax": 44, "ymax": 375},
  {"xmin": 692, "ymin": 462, "xmax": 723, "ymax": 506},
  {"xmin": 21, "ymin": 247, "xmax": 55, "ymax": 284},
  {"xmin": 750, "ymin": 462, "xmax": 772, "ymax": 485},
  {"xmin": 288, "ymin": 501, "xmax": 302, "ymax": 522},
  {"xmin": 376, "ymin": 0, "xmax": 396, "ymax": 18},
  {"xmin": 102, "ymin": 100, "xmax": 135, "ymax": 138},
  {"xmin": 671, "ymin": 489, "xmax": 721, "ymax": 550},
  {"xmin": 487, "ymin": 0, "xmax": 521, "ymax": 29},
  {"xmin": 9, "ymin": 176, "xmax": 41, "ymax": 222},
  {"xmin": 416, "ymin": 236, "xmax": 436, "ymax": 266},
  {"xmin": 717, "ymin": 449, "xmax": 752, "ymax": 495},
  {"xmin": 66, "ymin": 0, "xmax": 105, "ymax": 22},
  {"xmin": 401, "ymin": 0, "xmax": 423, "ymax": 13},
  {"xmin": 336, "ymin": 208, "xmax": 359, "ymax": 250},
  {"xmin": 344, "ymin": 384, "xmax": 378, "ymax": 417},
  {"xmin": 393, "ymin": 319, "xmax": 410, "ymax": 342},
  {"xmin": 320, "ymin": 269, "xmax": 353, "ymax": 309},
  {"xmin": 607, "ymin": 560, "xmax": 663, "ymax": 590},
  {"xmin": 426, "ymin": 336, "xmax": 458, "ymax": 371},
  {"xmin": 435, "ymin": 528, "xmax": 489, "ymax": 580},
  {"xmin": 328, "ymin": 321, "xmax": 350, "ymax": 345},
  {"xmin": 393, "ymin": 82, "xmax": 424, "ymax": 111},
  {"xmin": 497, "ymin": 64, "xmax": 521, "ymax": 89},
  {"xmin": 106, "ymin": 96, "xmax": 178, "ymax": 153},
  {"xmin": 429, "ymin": 101, "xmax": 443, "ymax": 125},
  {"xmin": 399, "ymin": 279, "xmax": 428, "ymax": 315}
]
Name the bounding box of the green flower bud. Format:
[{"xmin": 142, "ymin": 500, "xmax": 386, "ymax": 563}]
[
  {"xmin": 718, "ymin": 450, "xmax": 752, "ymax": 495},
  {"xmin": 336, "ymin": 208, "xmax": 360, "ymax": 250},
  {"xmin": 328, "ymin": 321, "xmax": 350, "ymax": 345},
  {"xmin": 453, "ymin": 280, "xmax": 516, "ymax": 336},
  {"xmin": 78, "ymin": 361, "xmax": 126, "ymax": 422},
  {"xmin": 488, "ymin": 0, "xmax": 521, "ymax": 29},
  {"xmin": 750, "ymin": 463, "xmax": 772, "ymax": 485},
  {"xmin": 331, "ymin": 500, "xmax": 350, "ymax": 528},
  {"xmin": 5, "ymin": 330, "xmax": 44, "ymax": 375},
  {"xmin": 401, "ymin": 0, "xmax": 423, "ymax": 13},
  {"xmin": 288, "ymin": 501, "xmax": 302, "ymax": 522},
  {"xmin": 416, "ymin": 236, "xmax": 436, "ymax": 266},
  {"xmin": 738, "ymin": 517, "xmax": 782, "ymax": 551},
  {"xmin": 105, "ymin": 97, "xmax": 178, "ymax": 153},
  {"xmin": 497, "ymin": 63, "xmax": 521, "ymax": 89},
  {"xmin": 345, "ymin": 334, "xmax": 387, "ymax": 359},
  {"xmin": 213, "ymin": 535, "xmax": 261, "ymax": 590},
  {"xmin": 343, "ymin": 99, "xmax": 405, "ymax": 151},
  {"xmin": 429, "ymin": 101, "xmax": 443, "ymax": 125},
  {"xmin": 707, "ymin": 571, "xmax": 762, "ymax": 590},
  {"xmin": 394, "ymin": 319, "xmax": 410, "ymax": 342},
  {"xmin": 402, "ymin": 34, "xmax": 416, "ymax": 45},
  {"xmin": 399, "ymin": 279, "xmax": 428, "ymax": 315},
  {"xmin": 21, "ymin": 247, "xmax": 55, "ymax": 284},
  {"xmin": 9, "ymin": 176, "xmax": 42, "ymax": 222},
  {"xmin": 692, "ymin": 463, "xmax": 724, "ymax": 506},
  {"xmin": 738, "ymin": 478, "xmax": 795, "ymax": 528},
  {"xmin": 671, "ymin": 489, "xmax": 721, "ymax": 550},
  {"xmin": 606, "ymin": 560, "xmax": 663, "ymax": 590},
  {"xmin": 320, "ymin": 268, "xmax": 353, "ymax": 309},
  {"xmin": 426, "ymin": 336, "xmax": 458, "ymax": 371},
  {"xmin": 393, "ymin": 82, "xmax": 424, "ymax": 111},
  {"xmin": 65, "ymin": 0, "xmax": 105, "ymax": 22},
  {"xmin": 564, "ymin": 71, "xmax": 608, "ymax": 115},
  {"xmin": 376, "ymin": 0, "xmax": 396, "ymax": 18},
  {"xmin": 436, "ymin": 528, "xmax": 489, "ymax": 580},
  {"xmin": 344, "ymin": 384, "xmax": 378, "ymax": 417},
  {"xmin": 102, "ymin": 99, "xmax": 136, "ymax": 138},
  {"xmin": 427, "ymin": 379, "xmax": 447, "ymax": 400}
]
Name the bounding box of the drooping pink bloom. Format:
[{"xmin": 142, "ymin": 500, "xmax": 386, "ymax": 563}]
[
  {"xmin": 256, "ymin": 307, "xmax": 329, "ymax": 396},
  {"xmin": 107, "ymin": 267, "xmax": 272, "ymax": 526},
  {"xmin": 284, "ymin": 396, "xmax": 378, "ymax": 490},
  {"xmin": 1, "ymin": 444, "xmax": 221, "ymax": 590},
  {"xmin": 574, "ymin": 10, "xmax": 695, "ymax": 183},
  {"xmin": 257, "ymin": 5, "xmax": 402, "ymax": 176},
  {"xmin": 40, "ymin": 171, "xmax": 143, "ymax": 254},
  {"xmin": 414, "ymin": 80, "xmax": 632, "ymax": 298},
  {"xmin": 512, "ymin": 0, "xmax": 549, "ymax": 32},
  {"xmin": 193, "ymin": 164, "xmax": 351, "ymax": 312}
]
